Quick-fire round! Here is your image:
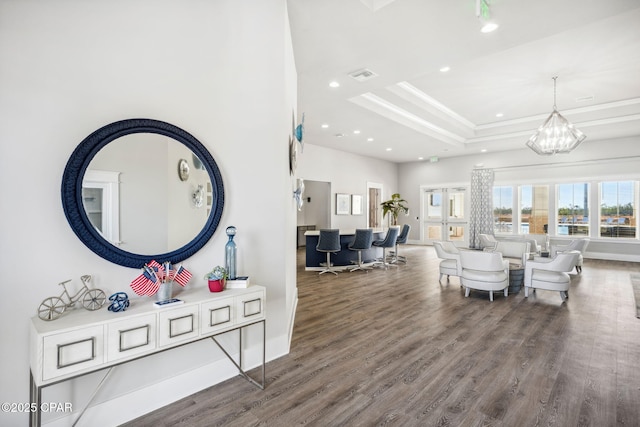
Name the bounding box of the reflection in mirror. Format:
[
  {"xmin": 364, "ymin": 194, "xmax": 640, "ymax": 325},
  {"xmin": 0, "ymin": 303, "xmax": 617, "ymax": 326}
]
[
  {"xmin": 62, "ymin": 118, "xmax": 224, "ymax": 268},
  {"xmin": 82, "ymin": 170, "xmax": 120, "ymax": 245},
  {"xmin": 83, "ymin": 133, "xmax": 212, "ymax": 255}
]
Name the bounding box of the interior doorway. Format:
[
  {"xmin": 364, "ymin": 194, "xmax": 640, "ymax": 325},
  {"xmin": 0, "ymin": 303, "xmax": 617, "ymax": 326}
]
[
  {"xmin": 367, "ymin": 182, "xmax": 383, "ymax": 228},
  {"xmin": 297, "ymin": 180, "xmax": 331, "ymax": 229},
  {"xmin": 421, "ymin": 186, "xmax": 468, "ymax": 246}
]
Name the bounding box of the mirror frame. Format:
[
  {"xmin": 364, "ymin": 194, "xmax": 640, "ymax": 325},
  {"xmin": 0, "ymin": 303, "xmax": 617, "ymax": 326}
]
[{"xmin": 62, "ymin": 118, "xmax": 224, "ymax": 268}]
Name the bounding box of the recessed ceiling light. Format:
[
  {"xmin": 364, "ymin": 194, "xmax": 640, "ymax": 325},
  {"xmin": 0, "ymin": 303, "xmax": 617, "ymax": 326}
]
[
  {"xmin": 480, "ymin": 22, "xmax": 498, "ymax": 33},
  {"xmin": 495, "ymin": 113, "xmax": 504, "ymax": 118},
  {"xmin": 321, "ymin": 123, "xmax": 329, "ymax": 128},
  {"xmin": 440, "ymin": 66, "xmax": 450, "ymax": 73},
  {"xmin": 353, "ymin": 130, "xmax": 361, "ymax": 134},
  {"xmin": 329, "ymin": 81, "xmax": 340, "ymax": 88},
  {"xmin": 386, "ymin": 148, "xmax": 392, "ymax": 151},
  {"xmin": 481, "ymin": 149, "xmax": 487, "ymax": 153},
  {"xmin": 418, "ymin": 157, "xmax": 424, "ymax": 160},
  {"xmin": 367, "ymin": 137, "xmax": 374, "ymax": 142}
]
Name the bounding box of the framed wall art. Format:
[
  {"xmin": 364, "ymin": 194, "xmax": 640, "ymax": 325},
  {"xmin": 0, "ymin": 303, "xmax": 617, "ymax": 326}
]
[
  {"xmin": 336, "ymin": 193, "xmax": 350, "ymax": 215},
  {"xmin": 351, "ymin": 194, "xmax": 363, "ymax": 215}
]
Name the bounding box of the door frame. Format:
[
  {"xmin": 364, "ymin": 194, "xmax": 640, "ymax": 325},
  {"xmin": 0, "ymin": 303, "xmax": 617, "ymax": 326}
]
[{"xmin": 420, "ymin": 183, "xmax": 469, "ymax": 246}]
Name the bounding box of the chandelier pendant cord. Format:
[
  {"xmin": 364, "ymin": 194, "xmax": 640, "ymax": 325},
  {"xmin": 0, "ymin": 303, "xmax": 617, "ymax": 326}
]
[{"xmin": 552, "ymin": 76, "xmax": 558, "ymax": 110}]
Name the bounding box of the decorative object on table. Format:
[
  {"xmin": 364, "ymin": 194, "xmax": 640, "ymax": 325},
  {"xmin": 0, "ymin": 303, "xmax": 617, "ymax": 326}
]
[
  {"xmin": 192, "ymin": 184, "xmax": 205, "ymax": 208},
  {"xmin": 130, "ymin": 260, "xmax": 192, "ymax": 304},
  {"xmin": 294, "ymin": 112, "xmax": 305, "ymax": 152},
  {"xmin": 293, "ymin": 178, "xmax": 305, "ymax": 211},
  {"xmin": 205, "ymin": 265, "xmax": 228, "ymax": 292},
  {"xmin": 107, "ymin": 292, "xmax": 130, "ymax": 312},
  {"xmin": 37, "ymin": 275, "xmax": 106, "ymax": 321},
  {"xmin": 225, "ymin": 226, "xmax": 237, "ymax": 280},
  {"xmin": 336, "ymin": 193, "xmax": 350, "ymax": 215},
  {"xmin": 227, "ymin": 276, "xmax": 251, "ymax": 289},
  {"xmin": 178, "ymin": 158, "xmax": 190, "ymax": 181},
  {"xmin": 381, "ymin": 193, "xmax": 409, "ymax": 226},
  {"xmin": 526, "ymin": 76, "xmax": 586, "ymax": 155}
]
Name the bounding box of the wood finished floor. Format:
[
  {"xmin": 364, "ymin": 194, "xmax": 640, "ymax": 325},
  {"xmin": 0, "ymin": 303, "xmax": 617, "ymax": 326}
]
[{"xmin": 123, "ymin": 246, "xmax": 640, "ymax": 427}]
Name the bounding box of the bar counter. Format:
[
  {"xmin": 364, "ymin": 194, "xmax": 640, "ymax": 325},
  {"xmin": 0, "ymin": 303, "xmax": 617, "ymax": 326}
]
[{"xmin": 304, "ymin": 228, "xmax": 386, "ymax": 270}]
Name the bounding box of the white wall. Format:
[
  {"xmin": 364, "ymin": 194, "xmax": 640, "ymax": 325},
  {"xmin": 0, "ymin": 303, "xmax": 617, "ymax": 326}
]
[
  {"xmin": 398, "ymin": 136, "xmax": 640, "ymax": 259},
  {"xmin": 296, "ymin": 144, "xmax": 398, "ymax": 229},
  {"xmin": 0, "ymin": 1, "xmax": 297, "ymax": 426}
]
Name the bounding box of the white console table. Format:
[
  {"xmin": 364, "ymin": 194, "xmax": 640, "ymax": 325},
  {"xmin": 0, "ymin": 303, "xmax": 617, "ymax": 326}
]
[{"xmin": 29, "ymin": 285, "xmax": 266, "ymax": 427}]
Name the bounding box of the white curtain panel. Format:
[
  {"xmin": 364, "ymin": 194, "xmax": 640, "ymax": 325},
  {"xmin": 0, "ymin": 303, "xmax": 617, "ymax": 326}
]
[{"xmin": 469, "ymin": 168, "xmax": 494, "ymax": 248}]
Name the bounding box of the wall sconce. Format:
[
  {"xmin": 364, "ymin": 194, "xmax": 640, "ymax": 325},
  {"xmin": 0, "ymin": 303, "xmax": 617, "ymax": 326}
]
[
  {"xmin": 293, "ymin": 178, "xmax": 305, "ymax": 211},
  {"xmin": 192, "ymin": 184, "xmax": 204, "ymax": 208}
]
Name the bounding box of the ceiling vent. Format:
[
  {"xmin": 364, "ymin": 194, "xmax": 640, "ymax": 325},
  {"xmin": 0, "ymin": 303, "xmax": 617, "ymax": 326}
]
[
  {"xmin": 575, "ymin": 95, "xmax": 594, "ymax": 103},
  {"xmin": 349, "ymin": 68, "xmax": 378, "ymax": 82}
]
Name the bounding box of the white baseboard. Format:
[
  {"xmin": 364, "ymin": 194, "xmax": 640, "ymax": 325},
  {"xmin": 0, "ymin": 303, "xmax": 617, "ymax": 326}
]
[
  {"xmin": 288, "ymin": 292, "xmax": 298, "ymax": 347},
  {"xmin": 584, "ymin": 251, "xmax": 640, "ymax": 262}
]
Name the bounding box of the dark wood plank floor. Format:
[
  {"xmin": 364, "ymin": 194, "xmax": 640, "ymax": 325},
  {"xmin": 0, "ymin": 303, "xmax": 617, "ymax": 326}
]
[{"xmin": 123, "ymin": 246, "xmax": 640, "ymax": 426}]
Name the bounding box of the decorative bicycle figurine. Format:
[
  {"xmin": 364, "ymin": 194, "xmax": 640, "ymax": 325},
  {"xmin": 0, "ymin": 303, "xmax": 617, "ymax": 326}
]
[{"xmin": 38, "ymin": 275, "xmax": 107, "ymax": 321}]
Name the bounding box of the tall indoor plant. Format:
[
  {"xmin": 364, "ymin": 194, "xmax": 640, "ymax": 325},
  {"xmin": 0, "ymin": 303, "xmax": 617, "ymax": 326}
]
[{"xmin": 381, "ymin": 193, "xmax": 409, "ymax": 226}]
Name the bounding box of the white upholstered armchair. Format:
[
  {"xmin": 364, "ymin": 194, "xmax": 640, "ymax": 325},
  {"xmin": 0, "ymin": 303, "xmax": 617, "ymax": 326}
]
[
  {"xmin": 478, "ymin": 233, "xmax": 498, "ymax": 250},
  {"xmin": 460, "ymin": 250, "xmax": 509, "ymax": 301},
  {"xmin": 434, "ymin": 241, "xmax": 461, "ymax": 283},
  {"xmin": 491, "ymin": 240, "xmax": 530, "ymax": 266},
  {"xmin": 524, "ymin": 251, "xmax": 580, "ymax": 301},
  {"xmin": 550, "ymin": 238, "xmax": 589, "ymax": 273}
]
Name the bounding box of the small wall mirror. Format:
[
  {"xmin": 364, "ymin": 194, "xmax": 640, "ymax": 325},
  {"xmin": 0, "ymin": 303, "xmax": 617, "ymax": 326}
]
[{"xmin": 62, "ymin": 119, "xmax": 224, "ymax": 268}]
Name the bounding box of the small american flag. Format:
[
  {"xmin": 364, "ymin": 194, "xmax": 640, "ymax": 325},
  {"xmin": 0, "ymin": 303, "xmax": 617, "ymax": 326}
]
[
  {"xmin": 130, "ymin": 268, "xmax": 160, "ymax": 296},
  {"xmin": 174, "ymin": 265, "xmax": 192, "ymax": 287}
]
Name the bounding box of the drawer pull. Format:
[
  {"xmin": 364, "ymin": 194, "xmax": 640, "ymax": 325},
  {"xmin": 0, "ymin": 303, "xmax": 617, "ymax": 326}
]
[
  {"xmin": 243, "ymin": 298, "xmax": 262, "ymax": 318},
  {"xmin": 57, "ymin": 337, "xmax": 95, "ymax": 369},
  {"xmin": 209, "ymin": 305, "xmax": 231, "ymax": 327},
  {"xmin": 169, "ymin": 314, "xmax": 194, "ymax": 338},
  {"xmin": 119, "ymin": 324, "xmax": 151, "ymax": 352}
]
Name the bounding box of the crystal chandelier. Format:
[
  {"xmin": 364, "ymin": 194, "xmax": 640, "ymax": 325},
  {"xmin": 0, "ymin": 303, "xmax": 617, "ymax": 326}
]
[{"xmin": 526, "ymin": 77, "xmax": 586, "ymax": 155}]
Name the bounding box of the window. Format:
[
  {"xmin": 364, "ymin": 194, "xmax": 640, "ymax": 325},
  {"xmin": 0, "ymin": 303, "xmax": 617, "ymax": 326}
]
[
  {"xmin": 493, "ymin": 186, "xmax": 513, "ymax": 233},
  {"xmin": 557, "ymin": 183, "xmax": 589, "ymax": 236},
  {"xmin": 600, "ymin": 181, "xmax": 637, "ymax": 238},
  {"xmin": 520, "ymin": 185, "xmax": 549, "ymax": 234}
]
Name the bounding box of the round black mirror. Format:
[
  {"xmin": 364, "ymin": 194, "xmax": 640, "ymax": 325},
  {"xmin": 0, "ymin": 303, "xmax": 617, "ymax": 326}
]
[{"xmin": 62, "ymin": 119, "xmax": 224, "ymax": 268}]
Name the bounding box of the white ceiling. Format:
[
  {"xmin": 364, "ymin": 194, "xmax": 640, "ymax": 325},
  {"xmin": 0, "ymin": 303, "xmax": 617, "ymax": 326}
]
[{"xmin": 287, "ymin": 0, "xmax": 640, "ymax": 163}]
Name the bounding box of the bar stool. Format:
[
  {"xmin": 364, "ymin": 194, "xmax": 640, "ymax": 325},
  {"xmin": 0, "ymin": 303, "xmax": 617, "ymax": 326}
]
[
  {"xmin": 316, "ymin": 229, "xmax": 341, "ymax": 275},
  {"xmin": 372, "ymin": 226, "xmax": 400, "ymax": 270},
  {"xmin": 348, "ymin": 229, "xmax": 374, "ymax": 272},
  {"xmin": 390, "ymin": 224, "xmax": 411, "ymax": 264}
]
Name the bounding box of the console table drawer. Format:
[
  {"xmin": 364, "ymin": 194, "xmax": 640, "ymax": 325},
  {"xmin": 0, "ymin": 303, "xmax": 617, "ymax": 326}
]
[
  {"xmin": 200, "ymin": 297, "xmax": 235, "ymax": 335},
  {"xmin": 42, "ymin": 325, "xmax": 104, "ymax": 381},
  {"xmin": 236, "ymin": 290, "xmax": 265, "ymax": 324},
  {"xmin": 158, "ymin": 305, "xmax": 199, "ymax": 347},
  {"xmin": 107, "ymin": 314, "xmax": 157, "ymax": 362}
]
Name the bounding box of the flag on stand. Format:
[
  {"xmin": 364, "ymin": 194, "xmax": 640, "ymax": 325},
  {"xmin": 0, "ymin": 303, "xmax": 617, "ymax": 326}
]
[
  {"xmin": 130, "ymin": 268, "xmax": 160, "ymax": 296},
  {"xmin": 130, "ymin": 260, "xmax": 191, "ymax": 296},
  {"xmin": 174, "ymin": 265, "xmax": 192, "ymax": 287}
]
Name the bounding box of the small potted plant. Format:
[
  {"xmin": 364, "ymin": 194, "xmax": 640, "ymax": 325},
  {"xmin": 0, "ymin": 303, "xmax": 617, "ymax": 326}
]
[{"xmin": 204, "ymin": 266, "xmax": 227, "ymax": 292}]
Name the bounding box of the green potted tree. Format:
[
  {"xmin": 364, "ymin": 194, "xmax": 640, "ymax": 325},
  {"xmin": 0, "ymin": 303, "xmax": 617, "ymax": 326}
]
[
  {"xmin": 381, "ymin": 193, "xmax": 409, "ymax": 226},
  {"xmin": 204, "ymin": 266, "xmax": 227, "ymax": 292}
]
